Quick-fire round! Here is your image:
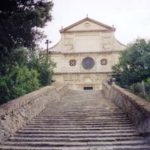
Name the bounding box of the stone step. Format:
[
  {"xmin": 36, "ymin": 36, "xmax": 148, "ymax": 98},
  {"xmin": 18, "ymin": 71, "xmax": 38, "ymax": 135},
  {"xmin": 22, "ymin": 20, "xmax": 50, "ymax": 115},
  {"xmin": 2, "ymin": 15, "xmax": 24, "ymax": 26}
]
[
  {"xmin": 1, "ymin": 145, "xmax": 150, "ymax": 150},
  {"xmin": 14, "ymin": 132, "xmax": 140, "ymax": 138},
  {"xmin": 34, "ymin": 113, "xmax": 127, "ymax": 117},
  {"xmin": 37, "ymin": 109, "xmax": 125, "ymax": 112},
  {"xmin": 31, "ymin": 119, "xmax": 130, "ymax": 123},
  {"xmin": 25, "ymin": 124, "xmax": 134, "ymax": 128},
  {"xmin": 16, "ymin": 129, "xmax": 137, "ymax": 134},
  {"xmin": 32, "ymin": 117, "xmax": 128, "ymax": 120},
  {"xmin": 1, "ymin": 90, "xmax": 149, "ymax": 149},
  {"xmin": 17, "ymin": 129, "xmax": 137, "ymax": 134},
  {"xmin": 2, "ymin": 140, "xmax": 149, "ymax": 147},
  {"xmin": 37, "ymin": 113, "xmax": 126, "ymax": 116},
  {"xmin": 22, "ymin": 126, "xmax": 136, "ymax": 130},
  {"xmin": 36, "ymin": 115, "xmax": 125, "ymax": 118},
  {"xmin": 32, "ymin": 116, "xmax": 130, "ymax": 119},
  {"xmin": 28, "ymin": 121, "xmax": 132, "ymax": 125},
  {"xmin": 9, "ymin": 136, "xmax": 144, "ymax": 142},
  {"xmin": 31, "ymin": 110, "xmax": 128, "ymax": 114},
  {"xmin": 26, "ymin": 122, "xmax": 133, "ymax": 126},
  {"xmin": 28, "ymin": 119, "xmax": 132, "ymax": 123}
]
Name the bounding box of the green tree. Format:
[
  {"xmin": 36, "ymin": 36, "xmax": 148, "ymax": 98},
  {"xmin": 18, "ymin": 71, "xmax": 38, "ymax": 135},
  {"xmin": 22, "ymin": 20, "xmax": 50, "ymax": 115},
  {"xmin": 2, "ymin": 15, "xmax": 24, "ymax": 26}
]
[
  {"xmin": 0, "ymin": 0, "xmax": 53, "ymax": 75},
  {"xmin": 0, "ymin": 65, "xmax": 40, "ymax": 104},
  {"xmin": 112, "ymin": 39, "xmax": 150, "ymax": 88},
  {"xmin": 27, "ymin": 54, "xmax": 56, "ymax": 86}
]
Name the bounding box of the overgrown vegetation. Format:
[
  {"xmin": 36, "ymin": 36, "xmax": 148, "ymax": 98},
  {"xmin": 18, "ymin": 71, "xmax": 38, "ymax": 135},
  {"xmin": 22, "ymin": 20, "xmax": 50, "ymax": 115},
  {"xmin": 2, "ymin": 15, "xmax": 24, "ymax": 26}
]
[
  {"xmin": 112, "ymin": 39, "xmax": 150, "ymax": 101},
  {"xmin": 0, "ymin": 0, "xmax": 54, "ymax": 104},
  {"xmin": 27, "ymin": 53, "xmax": 55, "ymax": 86},
  {"xmin": 0, "ymin": 65, "xmax": 40, "ymax": 101}
]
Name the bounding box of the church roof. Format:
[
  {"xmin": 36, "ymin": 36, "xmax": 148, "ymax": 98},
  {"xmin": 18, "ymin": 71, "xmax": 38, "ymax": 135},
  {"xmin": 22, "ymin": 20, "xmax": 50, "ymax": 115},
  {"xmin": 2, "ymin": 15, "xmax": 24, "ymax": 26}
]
[{"xmin": 60, "ymin": 17, "xmax": 115, "ymax": 33}]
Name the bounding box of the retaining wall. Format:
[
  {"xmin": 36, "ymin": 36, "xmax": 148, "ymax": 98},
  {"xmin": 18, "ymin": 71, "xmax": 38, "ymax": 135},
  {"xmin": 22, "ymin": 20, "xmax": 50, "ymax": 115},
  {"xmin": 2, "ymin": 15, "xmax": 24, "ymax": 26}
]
[
  {"xmin": 102, "ymin": 82, "xmax": 150, "ymax": 135},
  {"xmin": 0, "ymin": 84, "xmax": 68, "ymax": 143}
]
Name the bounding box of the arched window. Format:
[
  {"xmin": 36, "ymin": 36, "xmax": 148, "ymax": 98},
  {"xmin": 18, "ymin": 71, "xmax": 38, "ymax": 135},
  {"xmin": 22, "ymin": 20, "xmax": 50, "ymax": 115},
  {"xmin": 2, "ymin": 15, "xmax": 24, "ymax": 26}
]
[{"xmin": 69, "ymin": 59, "xmax": 76, "ymax": 66}]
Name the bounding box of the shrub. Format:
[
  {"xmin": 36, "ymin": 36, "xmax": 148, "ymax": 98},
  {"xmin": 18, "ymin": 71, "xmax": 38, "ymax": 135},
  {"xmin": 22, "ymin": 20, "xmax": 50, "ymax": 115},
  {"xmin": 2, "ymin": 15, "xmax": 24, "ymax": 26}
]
[
  {"xmin": 145, "ymin": 78, "xmax": 150, "ymax": 100},
  {"xmin": 0, "ymin": 66, "xmax": 39, "ymax": 104},
  {"xmin": 130, "ymin": 79, "xmax": 150, "ymax": 101},
  {"xmin": 27, "ymin": 56, "xmax": 55, "ymax": 86},
  {"xmin": 130, "ymin": 82, "xmax": 144, "ymax": 97}
]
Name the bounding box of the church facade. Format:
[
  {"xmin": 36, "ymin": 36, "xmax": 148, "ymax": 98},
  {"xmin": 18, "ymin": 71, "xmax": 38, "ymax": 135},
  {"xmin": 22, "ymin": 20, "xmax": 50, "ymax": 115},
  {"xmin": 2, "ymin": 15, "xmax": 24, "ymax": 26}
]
[{"xmin": 49, "ymin": 17, "xmax": 126, "ymax": 90}]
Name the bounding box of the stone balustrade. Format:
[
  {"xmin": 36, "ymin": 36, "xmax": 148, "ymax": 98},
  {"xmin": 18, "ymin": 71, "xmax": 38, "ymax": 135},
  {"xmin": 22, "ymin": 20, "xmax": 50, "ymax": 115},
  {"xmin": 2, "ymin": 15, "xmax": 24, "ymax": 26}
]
[
  {"xmin": 0, "ymin": 84, "xmax": 68, "ymax": 143},
  {"xmin": 102, "ymin": 82, "xmax": 150, "ymax": 136}
]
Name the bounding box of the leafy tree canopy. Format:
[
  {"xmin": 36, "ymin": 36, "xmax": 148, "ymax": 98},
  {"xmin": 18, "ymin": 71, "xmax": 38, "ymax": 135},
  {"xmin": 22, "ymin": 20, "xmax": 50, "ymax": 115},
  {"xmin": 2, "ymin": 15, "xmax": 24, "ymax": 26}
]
[
  {"xmin": 0, "ymin": 0, "xmax": 53, "ymax": 75},
  {"xmin": 112, "ymin": 39, "xmax": 150, "ymax": 88},
  {"xmin": 0, "ymin": 1, "xmax": 55, "ymax": 103}
]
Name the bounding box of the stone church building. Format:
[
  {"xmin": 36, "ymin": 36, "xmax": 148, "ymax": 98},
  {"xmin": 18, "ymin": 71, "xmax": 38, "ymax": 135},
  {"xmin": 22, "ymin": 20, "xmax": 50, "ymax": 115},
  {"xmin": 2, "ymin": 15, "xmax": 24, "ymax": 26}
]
[{"xmin": 49, "ymin": 17, "xmax": 126, "ymax": 90}]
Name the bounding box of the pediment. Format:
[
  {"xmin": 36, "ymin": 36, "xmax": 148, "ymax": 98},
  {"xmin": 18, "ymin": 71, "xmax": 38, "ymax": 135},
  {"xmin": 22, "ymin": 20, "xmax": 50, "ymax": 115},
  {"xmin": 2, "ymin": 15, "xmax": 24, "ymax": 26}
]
[{"xmin": 60, "ymin": 17, "xmax": 115, "ymax": 33}]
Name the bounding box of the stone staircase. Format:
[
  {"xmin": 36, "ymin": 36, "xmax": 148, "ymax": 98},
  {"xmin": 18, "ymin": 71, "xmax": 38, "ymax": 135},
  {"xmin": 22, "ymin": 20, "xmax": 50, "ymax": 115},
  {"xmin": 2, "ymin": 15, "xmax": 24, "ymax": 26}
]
[{"xmin": 0, "ymin": 90, "xmax": 150, "ymax": 150}]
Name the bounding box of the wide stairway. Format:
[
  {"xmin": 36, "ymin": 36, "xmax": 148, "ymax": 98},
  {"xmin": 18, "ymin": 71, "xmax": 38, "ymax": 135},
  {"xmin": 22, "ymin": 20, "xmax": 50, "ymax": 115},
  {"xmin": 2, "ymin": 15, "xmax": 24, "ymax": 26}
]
[{"xmin": 0, "ymin": 90, "xmax": 150, "ymax": 150}]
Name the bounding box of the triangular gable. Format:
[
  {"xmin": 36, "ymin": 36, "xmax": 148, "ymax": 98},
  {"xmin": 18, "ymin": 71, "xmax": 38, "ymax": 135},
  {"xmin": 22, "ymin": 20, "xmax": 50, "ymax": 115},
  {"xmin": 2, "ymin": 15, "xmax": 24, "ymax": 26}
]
[{"xmin": 60, "ymin": 17, "xmax": 115, "ymax": 33}]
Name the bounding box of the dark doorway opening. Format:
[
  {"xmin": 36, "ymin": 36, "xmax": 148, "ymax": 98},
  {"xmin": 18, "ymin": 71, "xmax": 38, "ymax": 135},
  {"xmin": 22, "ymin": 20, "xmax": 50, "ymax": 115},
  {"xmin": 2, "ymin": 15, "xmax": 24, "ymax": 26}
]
[{"xmin": 84, "ymin": 87, "xmax": 93, "ymax": 90}]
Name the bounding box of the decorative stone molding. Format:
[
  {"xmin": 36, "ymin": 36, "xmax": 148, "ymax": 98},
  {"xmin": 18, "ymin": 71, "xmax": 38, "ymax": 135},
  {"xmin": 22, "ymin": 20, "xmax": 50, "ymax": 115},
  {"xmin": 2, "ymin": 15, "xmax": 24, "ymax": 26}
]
[
  {"xmin": 101, "ymin": 58, "xmax": 107, "ymax": 65},
  {"xmin": 69, "ymin": 59, "xmax": 76, "ymax": 66}
]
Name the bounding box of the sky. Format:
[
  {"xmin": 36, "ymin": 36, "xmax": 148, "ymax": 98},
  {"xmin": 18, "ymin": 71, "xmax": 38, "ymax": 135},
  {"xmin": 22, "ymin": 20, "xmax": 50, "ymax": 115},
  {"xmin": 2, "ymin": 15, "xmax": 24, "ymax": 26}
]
[{"xmin": 41, "ymin": 0, "xmax": 150, "ymax": 49}]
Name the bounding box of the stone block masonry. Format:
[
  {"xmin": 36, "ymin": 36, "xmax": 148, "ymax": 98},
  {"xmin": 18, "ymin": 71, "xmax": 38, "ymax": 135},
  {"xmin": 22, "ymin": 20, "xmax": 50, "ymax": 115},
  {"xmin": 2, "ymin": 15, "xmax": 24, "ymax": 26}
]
[
  {"xmin": 0, "ymin": 84, "xmax": 68, "ymax": 143},
  {"xmin": 1, "ymin": 87, "xmax": 150, "ymax": 149},
  {"xmin": 102, "ymin": 82, "xmax": 150, "ymax": 136}
]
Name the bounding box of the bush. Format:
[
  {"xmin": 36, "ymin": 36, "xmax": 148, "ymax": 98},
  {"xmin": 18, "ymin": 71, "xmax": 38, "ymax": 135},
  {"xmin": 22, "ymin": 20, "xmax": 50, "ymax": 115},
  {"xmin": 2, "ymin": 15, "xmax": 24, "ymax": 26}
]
[
  {"xmin": 130, "ymin": 82, "xmax": 144, "ymax": 97},
  {"xmin": 0, "ymin": 66, "xmax": 40, "ymax": 104},
  {"xmin": 145, "ymin": 78, "xmax": 150, "ymax": 100},
  {"xmin": 37, "ymin": 60, "xmax": 54, "ymax": 86},
  {"xmin": 130, "ymin": 79, "xmax": 150, "ymax": 101},
  {"xmin": 27, "ymin": 56, "xmax": 55, "ymax": 86}
]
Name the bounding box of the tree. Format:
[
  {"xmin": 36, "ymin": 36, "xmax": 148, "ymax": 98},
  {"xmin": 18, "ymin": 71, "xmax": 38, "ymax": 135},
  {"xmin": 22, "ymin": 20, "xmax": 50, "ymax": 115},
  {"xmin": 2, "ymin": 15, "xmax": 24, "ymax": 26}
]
[
  {"xmin": 0, "ymin": 47, "xmax": 55, "ymax": 103},
  {"xmin": 112, "ymin": 39, "xmax": 150, "ymax": 88},
  {"xmin": 0, "ymin": 0, "xmax": 55, "ymax": 103},
  {"xmin": 0, "ymin": 0, "xmax": 53, "ymax": 75},
  {"xmin": 27, "ymin": 54, "xmax": 56, "ymax": 86}
]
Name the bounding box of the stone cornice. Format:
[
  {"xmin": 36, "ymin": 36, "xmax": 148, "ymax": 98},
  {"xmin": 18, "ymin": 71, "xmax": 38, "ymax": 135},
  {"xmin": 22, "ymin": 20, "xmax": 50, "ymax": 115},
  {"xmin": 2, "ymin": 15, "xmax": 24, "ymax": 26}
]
[
  {"xmin": 54, "ymin": 72, "xmax": 112, "ymax": 75},
  {"xmin": 61, "ymin": 30, "xmax": 113, "ymax": 33},
  {"xmin": 49, "ymin": 50, "xmax": 122, "ymax": 55}
]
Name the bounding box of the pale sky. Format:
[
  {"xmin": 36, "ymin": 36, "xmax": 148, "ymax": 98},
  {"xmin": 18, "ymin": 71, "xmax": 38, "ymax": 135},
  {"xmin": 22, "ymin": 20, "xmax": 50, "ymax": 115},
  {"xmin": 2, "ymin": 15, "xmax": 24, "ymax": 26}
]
[{"xmin": 41, "ymin": 0, "xmax": 150, "ymax": 49}]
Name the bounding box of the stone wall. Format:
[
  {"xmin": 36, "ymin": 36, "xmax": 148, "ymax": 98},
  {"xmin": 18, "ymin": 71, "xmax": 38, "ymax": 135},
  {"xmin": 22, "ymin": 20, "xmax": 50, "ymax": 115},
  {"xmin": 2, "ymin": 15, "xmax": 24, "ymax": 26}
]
[
  {"xmin": 52, "ymin": 52, "xmax": 121, "ymax": 73},
  {"xmin": 0, "ymin": 84, "xmax": 68, "ymax": 143},
  {"xmin": 53, "ymin": 73, "xmax": 109, "ymax": 90},
  {"xmin": 102, "ymin": 82, "xmax": 150, "ymax": 135}
]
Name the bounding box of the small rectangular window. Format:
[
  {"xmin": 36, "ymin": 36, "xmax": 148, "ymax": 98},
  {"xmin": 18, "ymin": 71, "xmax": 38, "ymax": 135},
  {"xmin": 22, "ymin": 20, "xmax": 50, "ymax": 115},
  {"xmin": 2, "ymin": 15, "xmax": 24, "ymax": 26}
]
[{"xmin": 83, "ymin": 87, "xmax": 93, "ymax": 90}]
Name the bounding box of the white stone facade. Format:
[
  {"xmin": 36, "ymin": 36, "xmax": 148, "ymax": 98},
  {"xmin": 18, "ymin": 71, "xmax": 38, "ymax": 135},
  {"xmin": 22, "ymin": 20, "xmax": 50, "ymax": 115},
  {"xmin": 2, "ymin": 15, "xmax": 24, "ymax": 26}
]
[{"xmin": 49, "ymin": 17, "xmax": 126, "ymax": 90}]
